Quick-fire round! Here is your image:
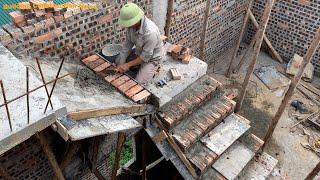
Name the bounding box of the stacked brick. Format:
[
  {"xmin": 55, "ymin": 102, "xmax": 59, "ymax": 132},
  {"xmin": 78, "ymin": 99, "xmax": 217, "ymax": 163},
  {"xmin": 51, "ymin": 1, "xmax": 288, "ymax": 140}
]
[
  {"xmin": 81, "ymin": 54, "xmax": 151, "ymax": 103},
  {"xmin": 245, "ymin": 0, "xmax": 320, "ymax": 74},
  {"xmin": 159, "ymin": 75, "xmax": 222, "ymax": 130},
  {"xmin": 0, "ymin": 0, "xmax": 152, "ymax": 60},
  {"xmin": 204, "ymin": 0, "xmax": 248, "ymax": 61},
  {"xmin": 167, "ymin": 0, "xmax": 207, "ymax": 57}
]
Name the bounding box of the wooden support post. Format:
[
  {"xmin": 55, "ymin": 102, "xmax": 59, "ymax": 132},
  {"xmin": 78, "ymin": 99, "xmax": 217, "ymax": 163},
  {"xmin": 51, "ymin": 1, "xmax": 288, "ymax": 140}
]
[
  {"xmin": 91, "ymin": 136, "xmax": 103, "ymax": 171},
  {"xmin": 111, "ymin": 132, "xmax": 126, "ymax": 180},
  {"xmin": 141, "ymin": 119, "xmax": 147, "ymax": 180},
  {"xmin": 248, "ymin": 10, "xmax": 284, "ymax": 63},
  {"xmin": 235, "ymin": 0, "xmax": 275, "ymax": 113},
  {"xmin": 306, "ymin": 161, "xmax": 320, "ymax": 180},
  {"xmin": 36, "ymin": 132, "xmax": 65, "ymax": 180},
  {"xmin": 164, "ymin": 0, "xmax": 174, "ymax": 38},
  {"xmin": 0, "ymin": 164, "xmax": 12, "ymax": 180},
  {"xmin": 199, "ymin": 0, "xmax": 212, "ymax": 60},
  {"xmin": 59, "ymin": 142, "xmax": 80, "ymax": 170},
  {"xmin": 154, "ymin": 114, "xmax": 198, "ymax": 178},
  {"xmin": 226, "ymin": 0, "xmax": 253, "ymax": 77},
  {"xmin": 263, "ymin": 27, "xmax": 320, "ymax": 148},
  {"xmin": 26, "ymin": 67, "xmax": 30, "ymax": 124},
  {"xmin": 233, "ymin": 35, "xmax": 257, "ymax": 74}
]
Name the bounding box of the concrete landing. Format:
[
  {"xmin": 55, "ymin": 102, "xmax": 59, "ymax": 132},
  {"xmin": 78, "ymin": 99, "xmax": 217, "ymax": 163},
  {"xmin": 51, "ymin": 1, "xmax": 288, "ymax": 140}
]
[
  {"xmin": 0, "ymin": 44, "xmax": 66, "ymax": 155},
  {"xmin": 145, "ymin": 43, "xmax": 207, "ymax": 107}
]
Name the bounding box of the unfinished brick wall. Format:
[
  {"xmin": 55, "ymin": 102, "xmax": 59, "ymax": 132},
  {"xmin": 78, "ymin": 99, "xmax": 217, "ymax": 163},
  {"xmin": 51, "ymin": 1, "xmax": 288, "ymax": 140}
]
[
  {"xmin": 204, "ymin": 0, "xmax": 248, "ymax": 61},
  {"xmin": 166, "ymin": 0, "xmax": 249, "ymax": 61},
  {"xmin": 245, "ymin": 0, "xmax": 320, "ymax": 74},
  {"xmin": 0, "ymin": 0, "xmax": 152, "ymax": 60}
]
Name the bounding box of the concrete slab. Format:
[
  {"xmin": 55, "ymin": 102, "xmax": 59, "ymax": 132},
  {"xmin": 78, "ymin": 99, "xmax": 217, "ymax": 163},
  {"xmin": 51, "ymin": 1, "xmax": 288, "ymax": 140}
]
[
  {"xmin": 201, "ymin": 113, "xmax": 250, "ymax": 155},
  {"xmin": 238, "ymin": 152, "xmax": 278, "ymax": 180},
  {"xmin": 212, "ymin": 141, "xmax": 254, "ymax": 180},
  {"xmin": 61, "ymin": 114, "xmax": 142, "ymax": 141},
  {"xmin": 0, "ymin": 44, "xmax": 66, "ymax": 155},
  {"xmin": 254, "ymin": 66, "xmax": 291, "ymax": 91},
  {"xmin": 145, "ymin": 43, "xmax": 207, "ymax": 107}
]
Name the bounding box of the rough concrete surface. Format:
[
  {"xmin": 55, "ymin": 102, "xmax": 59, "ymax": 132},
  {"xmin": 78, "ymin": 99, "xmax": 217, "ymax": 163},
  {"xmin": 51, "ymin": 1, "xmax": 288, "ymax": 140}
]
[
  {"xmin": 152, "ymin": 0, "xmax": 168, "ymax": 34},
  {"xmin": 20, "ymin": 55, "xmax": 134, "ymax": 113},
  {"xmin": 145, "ymin": 43, "xmax": 207, "ymax": 107},
  {"xmin": 209, "ymin": 44, "xmax": 320, "ymax": 179},
  {"xmin": 0, "ymin": 44, "xmax": 65, "ymax": 155}
]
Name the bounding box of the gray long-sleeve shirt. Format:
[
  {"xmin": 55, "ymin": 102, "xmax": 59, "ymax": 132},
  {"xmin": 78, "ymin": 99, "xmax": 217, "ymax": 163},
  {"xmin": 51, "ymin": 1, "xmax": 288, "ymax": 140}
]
[{"xmin": 118, "ymin": 16, "xmax": 165, "ymax": 63}]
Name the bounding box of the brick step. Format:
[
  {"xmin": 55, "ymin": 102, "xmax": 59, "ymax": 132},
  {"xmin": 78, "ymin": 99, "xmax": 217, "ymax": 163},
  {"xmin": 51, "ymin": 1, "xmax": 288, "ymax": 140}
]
[
  {"xmin": 238, "ymin": 152, "xmax": 278, "ymax": 180},
  {"xmin": 201, "ymin": 133, "xmax": 264, "ymax": 179},
  {"xmin": 159, "ymin": 75, "xmax": 222, "ymax": 130},
  {"xmin": 172, "ymin": 95, "xmax": 236, "ymax": 152},
  {"xmin": 200, "ymin": 113, "xmax": 251, "ymax": 156},
  {"xmin": 183, "ymin": 113, "xmax": 250, "ymax": 176},
  {"xmin": 81, "ymin": 54, "xmax": 151, "ymax": 103}
]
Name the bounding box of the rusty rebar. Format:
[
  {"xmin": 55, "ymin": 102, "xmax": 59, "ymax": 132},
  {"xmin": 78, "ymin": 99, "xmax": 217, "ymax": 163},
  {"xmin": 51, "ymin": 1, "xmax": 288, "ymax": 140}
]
[
  {"xmin": 0, "ymin": 73, "xmax": 74, "ymax": 108},
  {"xmin": 44, "ymin": 58, "xmax": 65, "ymax": 113},
  {"xmin": 36, "ymin": 58, "xmax": 53, "ymax": 110},
  {"xmin": 0, "ymin": 80, "xmax": 12, "ymax": 131},
  {"xmin": 26, "ymin": 67, "xmax": 30, "ymax": 124}
]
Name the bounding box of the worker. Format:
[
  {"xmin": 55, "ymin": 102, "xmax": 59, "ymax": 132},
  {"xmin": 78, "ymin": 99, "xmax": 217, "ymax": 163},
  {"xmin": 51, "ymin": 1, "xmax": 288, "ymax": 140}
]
[{"xmin": 115, "ymin": 3, "xmax": 164, "ymax": 85}]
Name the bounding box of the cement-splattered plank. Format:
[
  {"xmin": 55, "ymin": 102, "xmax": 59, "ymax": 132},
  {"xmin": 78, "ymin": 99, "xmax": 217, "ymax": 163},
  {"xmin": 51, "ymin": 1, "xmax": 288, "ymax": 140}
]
[
  {"xmin": 238, "ymin": 152, "xmax": 278, "ymax": 180},
  {"xmin": 201, "ymin": 113, "xmax": 250, "ymax": 155},
  {"xmin": 212, "ymin": 141, "xmax": 255, "ymax": 180}
]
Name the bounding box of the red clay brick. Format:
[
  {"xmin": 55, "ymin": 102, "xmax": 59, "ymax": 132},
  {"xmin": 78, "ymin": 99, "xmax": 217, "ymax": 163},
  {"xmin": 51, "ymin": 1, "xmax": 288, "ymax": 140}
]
[
  {"xmin": 82, "ymin": 55, "xmax": 99, "ymax": 63},
  {"xmin": 97, "ymin": 14, "xmax": 113, "ymax": 24},
  {"xmin": 9, "ymin": 11, "xmax": 25, "ymax": 24},
  {"xmin": 111, "ymin": 75, "xmax": 130, "ymax": 87},
  {"xmin": 87, "ymin": 58, "xmax": 105, "ymax": 69},
  {"xmin": 93, "ymin": 62, "xmax": 111, "ymax": 72},
  {"xmin": 125, "ymin": 84, "xmax": 144, "ymax": 97},
  {"xmin": 118, "ymin": 80, "xmax": 137, "ymax": 92},
  {"xmin": 34, "ymin": 32, "xmax": 53, "ymax": 44},
  {"xmin": 104, "ymin": 74, "xmax": 122, "ymax": 83},
  {"xmin": 132, "ymin": 90, "xmax": 151, "ymax": 102}
]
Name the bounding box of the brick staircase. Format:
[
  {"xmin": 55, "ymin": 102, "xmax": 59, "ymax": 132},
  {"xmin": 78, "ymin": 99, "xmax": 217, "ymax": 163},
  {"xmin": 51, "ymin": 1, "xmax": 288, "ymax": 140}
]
[{"xmin": 156, "ymin": 75, "xmax": 277, "ymax": 179}]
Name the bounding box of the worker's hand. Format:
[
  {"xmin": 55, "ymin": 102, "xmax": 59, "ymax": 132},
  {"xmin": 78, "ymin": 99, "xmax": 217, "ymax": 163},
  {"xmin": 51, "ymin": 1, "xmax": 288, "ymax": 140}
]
[{"xmin": 116, "ymin": 63, "xmax": 131, "ymax": 73}]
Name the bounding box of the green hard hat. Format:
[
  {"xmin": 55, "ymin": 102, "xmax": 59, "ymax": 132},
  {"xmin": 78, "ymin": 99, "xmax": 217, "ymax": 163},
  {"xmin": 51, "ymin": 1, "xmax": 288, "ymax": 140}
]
[{"xmin": 118, "ymin": 3, "xmax": 144, "ymax": 27}]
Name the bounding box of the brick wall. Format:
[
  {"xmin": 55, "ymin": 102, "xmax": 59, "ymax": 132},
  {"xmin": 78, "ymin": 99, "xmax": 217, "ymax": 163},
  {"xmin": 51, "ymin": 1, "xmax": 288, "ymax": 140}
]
[
  {"xmin": 245, "ymin": 0, "xmax": 320, "ymax": 74},
  {"xmin": 166, "ymin": 0, "xmax": 248, "ymax": 61},
  {"xmin": 0, "ymin": 0, "xmax": 152, "ymax": 60}
]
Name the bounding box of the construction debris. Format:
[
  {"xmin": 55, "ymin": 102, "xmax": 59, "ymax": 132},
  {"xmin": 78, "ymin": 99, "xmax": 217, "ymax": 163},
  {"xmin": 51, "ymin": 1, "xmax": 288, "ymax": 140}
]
[
  {"xmin": 287, "ymin": 54, "xmax": 314, "ymax": 82},
  {"xmin": 168, "ymin": 44, "xmax": 192, "ymax": 64}
]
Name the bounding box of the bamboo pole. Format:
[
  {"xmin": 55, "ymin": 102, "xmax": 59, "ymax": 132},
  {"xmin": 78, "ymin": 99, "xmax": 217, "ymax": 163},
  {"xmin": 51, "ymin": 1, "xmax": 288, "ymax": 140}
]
[
  {"xmin": 263, "ymin": 27, "xmax": 320, "ymax": 148},
  {"xmin": 199, "ymin": 0, "xmax": 212, "ymax": 60},
  {"xmin": 235, "ymin": 0, "xmax": 275, "ymax": 113},
  {"xmin": 111, "ymin": 132, "xmax": 126, "ymax": 180},
  {"xmin": 305, "ymin": 161, "xmax": 320, "ymax": 180},
  {"xmin": 226, "ymin": 0, "xmax": 253, "ymax": 77}
]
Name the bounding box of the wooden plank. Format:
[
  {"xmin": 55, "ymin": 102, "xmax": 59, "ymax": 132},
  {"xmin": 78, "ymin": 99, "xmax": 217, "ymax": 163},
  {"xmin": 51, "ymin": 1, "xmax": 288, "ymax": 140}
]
[
  {"xmin": 152, "ymin": 130, "xmax": 168, "ymax": 144},
  {"xmin": 235, "ymin": 0, "xmax": 275, "ymax": 112},
  {"xmin": 36, "ymin": 132, "xmax": 65, "ymax": 180},
  {"xmin": 201, "ymin": 113, "xmax": 250, "ymax": 155},
  {"xmin": 125, "ymin": 84, "xmax": 144, "ymax": 97},
  {"xmin": 53, "ymin": 120, "xmax": 69, "ymax": 141},
  {"xmin": 212, "ymin": 141, "xmax": 255, "ymax": 180},
  {"xmin": 118, "ymin": 80, "xmax": 137, "ymax": 92},
  {"xmin": 263, "ymin": 27, "xmax": 320, "ymax": 147},
  {"xmin": 154, "ymin": 115, "xmax": 198, "ymax": 178},
  {"xmin": 226, "ymin": 0, "xmax": 254, "ymax": 77},
  {"xmin": 111, "ymin": 132, "xmax": 126, "ymax": 180},
  {"xmin": 68, "ymin": 104, "xmax": 147, "ymax": 121},
  {"xmin": 132, "ymin": 90, "xmax": 151, "ymax": 102}
]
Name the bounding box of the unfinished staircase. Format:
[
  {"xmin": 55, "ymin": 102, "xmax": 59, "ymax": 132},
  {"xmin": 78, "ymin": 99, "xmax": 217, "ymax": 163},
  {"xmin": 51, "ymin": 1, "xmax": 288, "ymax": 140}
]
[{"xmin": 150, "ymin": 75, "xmax": 277, "ymax": 179}]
